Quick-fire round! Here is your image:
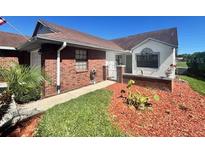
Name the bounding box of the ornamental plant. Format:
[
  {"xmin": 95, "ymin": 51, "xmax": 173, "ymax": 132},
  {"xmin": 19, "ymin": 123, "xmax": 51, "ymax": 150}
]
[
  {"xmin": 0, "ymin": 63, "xmax": 50, "ymax": 103},
  {"xmin": 122, "ymin": 80, "xmax": 152, "ymax": 110}
]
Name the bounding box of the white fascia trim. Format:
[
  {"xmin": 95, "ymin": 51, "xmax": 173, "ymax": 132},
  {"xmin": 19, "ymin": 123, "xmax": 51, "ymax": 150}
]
[
  {"xmin": 130, "ymin": 38, "xmax": 178, "ymax": 52},
  {"xmin": 36, "ymin": 36, "xmax": 125, "ymax": 52},
  {"xmin": 0, "ymin": 46, "xmax": 16, "ymax": 50}
]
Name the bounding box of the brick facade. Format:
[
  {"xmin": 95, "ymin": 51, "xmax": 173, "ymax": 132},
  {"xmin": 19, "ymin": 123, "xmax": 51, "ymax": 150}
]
[
  {"xmin": 122, "ymin": 74, "xmax": 174, "ymax": 92},
  {"xmin": 41, "ymin": 44, "xmax": 106, "ymax": 97},
  {"xmin": 0, "ymin": 50, "xmax": 19, "ymax": 68},
  {"xmin": 0, "ymin": 49, "xmax": 30, "ymax": 68}
]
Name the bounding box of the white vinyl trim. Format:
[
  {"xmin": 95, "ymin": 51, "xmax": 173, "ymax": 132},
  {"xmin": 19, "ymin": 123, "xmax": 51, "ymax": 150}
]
[{"xmin": 0, "ymin": 46, "xmax": 16, "ymax": 50}]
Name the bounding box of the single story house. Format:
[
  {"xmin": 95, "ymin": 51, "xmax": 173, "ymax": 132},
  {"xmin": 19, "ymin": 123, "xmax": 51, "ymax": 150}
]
[{"xmin": 0, "ymin": 20, "xmax": 178, "ymax": 97}]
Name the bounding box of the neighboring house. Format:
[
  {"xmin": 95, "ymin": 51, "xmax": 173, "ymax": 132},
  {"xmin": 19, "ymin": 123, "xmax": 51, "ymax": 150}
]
[
  {"xmin": 0, "ymin": 20, "xmax": 178, "ymax": 96},
  {"xmin": 0, "ymin": 31, "xmax": 29, "ymax": 68},
  {"xmin": 176, "ymin": 57, "xmax": 184, "ymax": 61}
]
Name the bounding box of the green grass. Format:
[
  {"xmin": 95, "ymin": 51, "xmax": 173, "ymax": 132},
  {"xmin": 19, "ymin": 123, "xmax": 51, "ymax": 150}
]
[
  {"xmin": 35, "ymin": 89, "xmax": 125, "ymax": 137},
  {"xmin": 180, "ymin": 75, "xmax": 205, "ymax": 95},
  {"xmin": 177, "ymin": 61, "xmax": 188, "ymax": 68}
]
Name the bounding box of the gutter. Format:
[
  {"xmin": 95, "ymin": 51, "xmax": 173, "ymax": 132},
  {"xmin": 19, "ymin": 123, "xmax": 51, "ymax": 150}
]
[
  {"xmin": 36, "ymin": 36, "xmax": 125, "ymax": 52},
  {"xmin": 0, "ymin": 46, "xmax": 16, "ymax": 50},
  {"xmin": 56, "ymin": 42, "xmax": 67, "ymax": 94}
]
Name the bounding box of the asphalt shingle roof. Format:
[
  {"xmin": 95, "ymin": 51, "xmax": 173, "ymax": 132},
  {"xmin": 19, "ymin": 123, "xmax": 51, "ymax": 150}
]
[
  {"xmin": 0, "ymin": 31, "xmax": 28, "ymax": 48},
  {"xmin": 35, "ymin": 20, "xmax": 124, "ymax": 51},
  {"xmin": 112, "ymin": 28, "xmax": 178, "ymax": 50},
  {"xmin": 0, "ymin": 20, "xmax": 178, "ymax": 52}
]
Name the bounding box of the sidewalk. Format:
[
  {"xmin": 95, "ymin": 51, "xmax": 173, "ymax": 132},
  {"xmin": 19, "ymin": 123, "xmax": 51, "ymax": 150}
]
[{"xmin": 18, "ymin": 80, "xmax": 115, "ymax": 114}]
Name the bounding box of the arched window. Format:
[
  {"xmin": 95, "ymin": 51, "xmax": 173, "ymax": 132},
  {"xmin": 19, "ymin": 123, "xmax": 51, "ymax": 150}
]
[{"xmin": 136, "ymin": 48, "xmax": 159, "ymax": 68}]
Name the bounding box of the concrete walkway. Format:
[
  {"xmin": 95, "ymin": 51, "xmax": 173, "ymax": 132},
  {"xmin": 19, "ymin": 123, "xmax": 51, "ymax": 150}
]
[{"xmin": 18, "ymin": 80, "xmax": 115, "ymax": 114}]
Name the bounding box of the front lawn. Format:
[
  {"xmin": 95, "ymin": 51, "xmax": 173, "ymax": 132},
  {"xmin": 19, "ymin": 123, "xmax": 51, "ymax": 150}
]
[
  {"xmin": 177, "ymin": 61, "xmax": 188, "ymax": 68},
  {"xmin": 35, "ymin": 89, "xmax": 125, "ymax": 137},
  {"xmin": 180, "ymin": 75, "xmax": 205, "ymax": 95}
]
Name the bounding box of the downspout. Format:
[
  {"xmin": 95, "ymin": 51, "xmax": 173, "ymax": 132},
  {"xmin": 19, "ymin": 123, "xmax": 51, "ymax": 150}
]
[{"xmin": 57, "ymin": 42, "xmax": 67, "ymax": 94}]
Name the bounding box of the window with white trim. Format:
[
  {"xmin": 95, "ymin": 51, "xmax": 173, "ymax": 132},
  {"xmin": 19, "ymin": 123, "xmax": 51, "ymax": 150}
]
[{"xmin": 75, "ymin": 49, "xmax": 88, "ymax": 71}]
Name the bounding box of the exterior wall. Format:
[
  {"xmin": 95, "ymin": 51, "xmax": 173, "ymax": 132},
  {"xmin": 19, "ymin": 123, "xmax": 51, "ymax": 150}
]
[
  {"xmin": 132, "ymin": 39, "xmax": 176, "ymax": 79},
  {"xmin": 0, "ymin": 49, "xmax": 30, "ymax": 83},
  {"xmin": 41, "ymin": 44, "xmax": 106, "ymax": 97},
  {"xmin": 0, "ymin": 50, "xmax": 19, "ymax": 68},
  {"xmin": 0, "ymin": 49, "xmax": 30, "ymax": 68},
  {"xmin": 123, "ymin": 74, "xmax": 173, "ymax": 92}
]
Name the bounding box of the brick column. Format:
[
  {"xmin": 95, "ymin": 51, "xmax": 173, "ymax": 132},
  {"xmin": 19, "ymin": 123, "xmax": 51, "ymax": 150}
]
[
  {"xmin": 117, "ymin": 65, "xmax": 125, "ymax": 83},
  {"xmin": 103, "ymin": 65, "xmax": 108, "ymax": 80}
]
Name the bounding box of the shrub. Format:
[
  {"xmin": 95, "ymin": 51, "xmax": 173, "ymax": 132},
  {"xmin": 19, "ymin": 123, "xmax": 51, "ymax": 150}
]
[
  {"xmin": 127, "ymin": 92, "xmax": 150, "ymax": 110},
  {"xmin": 0, "ymin": 63, "xmax": 49, "ymax": 103},
  {"xmin": 187, "ymin": 52, "xmax": 205, "ymax": 77},
  {"xmin": 14, "ymin": 87, "xmax": 41, "ymax": 104},
  {"xmin": 123, "ymin": 80, "xmax": 152, "ymax": 110}
]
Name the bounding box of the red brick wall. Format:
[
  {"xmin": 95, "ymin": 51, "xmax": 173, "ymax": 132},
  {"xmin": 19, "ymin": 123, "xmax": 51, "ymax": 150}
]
[
  {"xmin": 0, "ymin": 50, "xmax": 30, "ymax": 68},
  {"xmin": 41, "ymin": 44, "xmax": 106, "ymax": 97},
  {"xmin": 123, "ymin": 74, "xmax": 173, "ymax": 92},
  {"xmin": 0, "ymin": 50, "xmax": 19, "ymax": 68}
]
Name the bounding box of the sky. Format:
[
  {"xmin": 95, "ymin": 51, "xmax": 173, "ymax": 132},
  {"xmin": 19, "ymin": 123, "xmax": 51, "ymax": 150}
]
[{"xmin": 1, "ymin": 16, "xmax": 205, "ymax": 54}]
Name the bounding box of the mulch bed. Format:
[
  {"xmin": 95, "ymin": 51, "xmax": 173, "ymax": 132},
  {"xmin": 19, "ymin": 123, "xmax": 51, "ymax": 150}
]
[
  {"xmin": 107, "ymin": 80, "xmax": 205, "ymax": 137},
  {"xmin": 1, "ymin": 114, "xmax": 42, "ymax": 137}
]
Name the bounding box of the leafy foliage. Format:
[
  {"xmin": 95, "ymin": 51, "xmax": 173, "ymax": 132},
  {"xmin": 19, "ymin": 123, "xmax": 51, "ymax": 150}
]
[
  {"xmin": 127, "ymin": 80, "xmax": 135, "ymax": 89},
  {"xmin": 186, "ymin": 51, "xmax": 205, "ymax": 77},
  {"xmin": 153, "ymin": 94, "xmax": 160, "ymax": 101},
  {"xmin": 124, "ymin": 80, "xmax": 151, "ymax": 110},
  {"xmin": 127, "ymin": 92, "xmax": 150, "ymax": 110},
  {"xmin": 0, "ymin": 63, "xmax": 49, "ymax": 103}
]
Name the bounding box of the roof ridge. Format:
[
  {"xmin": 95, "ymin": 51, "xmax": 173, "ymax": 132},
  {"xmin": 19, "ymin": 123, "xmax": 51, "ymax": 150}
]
[{"xmin": 111, "ymin": 27, "xmax": 177, "ymax": 41}]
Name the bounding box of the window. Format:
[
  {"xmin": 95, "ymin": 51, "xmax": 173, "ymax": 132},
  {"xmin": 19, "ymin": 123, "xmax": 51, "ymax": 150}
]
[
  {"xmin": 75, "ymin": 49, "xmax": 88, "ymax": 71},
  {"xmin": 136, "ymin": 48, "xmax": 159, "ymax": 68}
]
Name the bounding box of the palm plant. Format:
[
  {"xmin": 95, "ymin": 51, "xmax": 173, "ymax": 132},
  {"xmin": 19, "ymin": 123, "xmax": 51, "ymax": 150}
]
[{"xmin": 0, "ymin": 63, "xmax": 49, "ymax": 103}]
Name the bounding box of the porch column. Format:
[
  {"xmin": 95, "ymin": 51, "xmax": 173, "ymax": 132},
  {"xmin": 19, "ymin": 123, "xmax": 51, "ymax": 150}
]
[{"xmin": 117, "ymin": 65, "xmax": 125, "ymax": 83}]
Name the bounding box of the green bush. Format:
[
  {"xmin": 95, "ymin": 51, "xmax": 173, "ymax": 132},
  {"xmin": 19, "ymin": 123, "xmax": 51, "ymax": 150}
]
[
  {"xmin": 0, "ymin": 63, "xmax": 49, "ymax": 103},
  {"xmin": 187, "ymin": 52, "xmax": 205, "ymax": 77},
  {"xmin": 14, "ymin": 88, "xmax": 41, "ymax": 104}
]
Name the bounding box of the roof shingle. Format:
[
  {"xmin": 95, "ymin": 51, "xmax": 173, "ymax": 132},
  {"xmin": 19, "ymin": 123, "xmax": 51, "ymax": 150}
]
[
  {"xmin": 112, "ymin": 28, "xmax": 178, "ymax": 50},
  {"xmin": 36, "ymin": 20, "xmax": 124, "ymax": 51},
  {"xmin": 0, "ymin": 31, "xmax": 28, "ymax": 48}
]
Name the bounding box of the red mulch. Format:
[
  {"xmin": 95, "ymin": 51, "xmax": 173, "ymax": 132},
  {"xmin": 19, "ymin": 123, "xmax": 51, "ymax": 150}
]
[
  {"xmin": 107, "ymin": 80, "xmax": 205, "ymax": 137},
  {"xmin": 2, "ymin": 114, "xmax": 42, "ymax": 137}
]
